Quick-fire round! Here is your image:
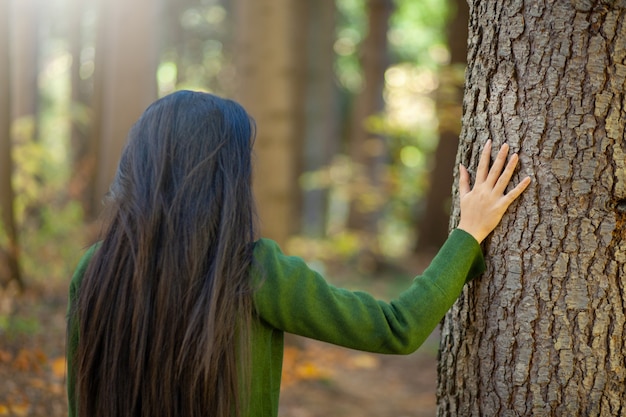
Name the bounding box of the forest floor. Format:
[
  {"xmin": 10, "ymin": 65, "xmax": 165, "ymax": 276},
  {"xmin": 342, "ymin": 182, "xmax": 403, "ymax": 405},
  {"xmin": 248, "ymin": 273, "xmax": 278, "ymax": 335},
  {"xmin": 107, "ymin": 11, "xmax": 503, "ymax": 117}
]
[{"xmin": 0, "ymin": 252, "xmax": 440, "ymax": 417}]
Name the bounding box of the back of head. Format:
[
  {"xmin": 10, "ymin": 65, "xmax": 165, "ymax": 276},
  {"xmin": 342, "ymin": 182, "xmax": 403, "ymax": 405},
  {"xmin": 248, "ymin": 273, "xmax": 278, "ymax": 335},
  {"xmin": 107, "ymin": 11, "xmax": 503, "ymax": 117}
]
[{"xmin": 76, "ymin": 90, "xmax": 257, "ymax": 417}]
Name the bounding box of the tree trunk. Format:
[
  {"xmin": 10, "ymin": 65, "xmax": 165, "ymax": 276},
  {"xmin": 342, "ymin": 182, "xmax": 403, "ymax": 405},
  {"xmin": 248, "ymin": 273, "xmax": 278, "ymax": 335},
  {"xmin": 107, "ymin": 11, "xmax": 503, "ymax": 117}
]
[
  {"xmin": 10, "ymin": 0, "xmax": 39, "ymax": 128},
  {"xmin": 232, "ymin": 0, "xmax": 309, "ymax": 247},
  {"xmin": 415, "ymin": 0, "xmax": 468, "ymax": 253},
  {"xmin": 301, "ymin": 0, "xmax": 338, "ymax": 238},
  {"xmin": 0, "ymin": 0, "xmax": 23, "ymax": 289},
  {"xmin": 90, "ymin": 0, "xmax": 160, "ymax": 216},
  {"xmin": 438, "ymin": 1, "xmax": 626, "ymax": 415},
  {"xmin": 347, "ymin": 0, "xmax": 393, "ymax": 270},
  {"xmin": 68, "ymin": 0, "xmax": 95, "ymax": 212}
]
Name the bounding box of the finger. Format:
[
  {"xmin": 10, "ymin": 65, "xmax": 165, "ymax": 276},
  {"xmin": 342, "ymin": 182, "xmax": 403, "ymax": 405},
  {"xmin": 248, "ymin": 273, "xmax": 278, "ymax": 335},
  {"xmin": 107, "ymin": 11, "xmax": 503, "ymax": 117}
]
[
  {"xmin": 503, "ymin": 176, "xmax": 531, "ymax": 204},
  {"xmin": 475, "ymin": 140, "xmax": 492, "ymax": 184},
  {"xmin": 459, "ymin": 164, "xmax": 471, "ymax": 197},
  {"xmin": 486, "ymin": 143, "xmax": 510, "ymax": 186},
  {"xmin": 493, "ymin": 153, "xmax": 519, "ymax": 193}
]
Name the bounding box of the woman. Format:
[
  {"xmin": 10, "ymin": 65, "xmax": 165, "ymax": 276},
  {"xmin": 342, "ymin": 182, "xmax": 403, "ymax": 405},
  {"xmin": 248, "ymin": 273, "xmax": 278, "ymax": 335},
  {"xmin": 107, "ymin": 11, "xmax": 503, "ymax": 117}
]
[{"xmin": 67, "ymin": 90, "xmax": 530, "ymax": 417}]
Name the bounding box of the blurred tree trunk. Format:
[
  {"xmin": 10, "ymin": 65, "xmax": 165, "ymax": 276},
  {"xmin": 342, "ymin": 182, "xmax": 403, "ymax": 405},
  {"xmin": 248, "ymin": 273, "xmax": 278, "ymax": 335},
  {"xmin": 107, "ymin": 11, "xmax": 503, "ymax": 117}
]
[
  {"xmin": 233, "ymin": 0, "xmax": 309, "ymax": 247},
  {"xmin": 10, "ymin": 0, "xmax": 40, "ymax": 138},
  {"xmin": 89, "ymin": 0, "xmax": 160, "ymax": 218},
  {"xmin": 11, "ymin": 0, "xmax": 42, "ymax": 228},
  {"xmin": 347, "ymin": 0, "xmax": 393, "ymax": 270},
  {"xmin": 68, "ymin": 0, "xmax": 95, "ymax": 213},
  {"xmin": 415, "ymin": 0, "xmax": 468, "ymax": 253},
  {"xmin": 301, "ymin": 0, "xmax": 338, "ymax": 237},
  {"xmin": 83, "ymin": 6, "xmax": 105, "ymax": 221},
  {"xmin": 164, "ymin": 0, "xmax": 192, "ymax": 87},
  {"xmin": 0, "ymin": 0, "xmax": 23, "ymax": 289},
  {"xmin": 438, "ymin": 2, "xmax": 626, "ymax": 415}
]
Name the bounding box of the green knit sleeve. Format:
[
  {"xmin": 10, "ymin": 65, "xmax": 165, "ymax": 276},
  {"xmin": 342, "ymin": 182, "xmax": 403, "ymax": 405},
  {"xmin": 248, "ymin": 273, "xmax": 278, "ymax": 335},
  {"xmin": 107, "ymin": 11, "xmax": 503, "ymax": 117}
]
[
  {"xmin": 251, "ymin": 228, "xmax": 485, "ymax": 354},
  {"xmin": 66, "ymin": 243, "xmax": 100, "ymax": 417}
]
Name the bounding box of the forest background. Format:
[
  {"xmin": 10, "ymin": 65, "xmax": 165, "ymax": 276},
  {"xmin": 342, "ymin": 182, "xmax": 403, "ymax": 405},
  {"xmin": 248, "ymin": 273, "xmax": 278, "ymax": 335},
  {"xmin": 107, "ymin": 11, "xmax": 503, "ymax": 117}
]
[{"xmin": 0, "ymin": 0, "xmax": 469, "ymax": 415}]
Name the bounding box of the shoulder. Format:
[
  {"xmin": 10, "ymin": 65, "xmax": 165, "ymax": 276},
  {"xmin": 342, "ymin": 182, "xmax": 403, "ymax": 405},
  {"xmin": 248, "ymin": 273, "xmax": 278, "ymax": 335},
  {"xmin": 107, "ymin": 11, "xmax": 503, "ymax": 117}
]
[
  {"xmin": 250, "ymin": 238, "xmax": 303, "ymax": 276},
  {"xmin": 70, "ymin": 242, "xmax": 101, "ymax": 290},
  {"xmin": 249, "ymin": 238, "xmax": 321, "ymax": 291},
  {"xmin": 252, "ymin": 238, "xmax": 282, "ymax": 256},
  {"xmin": 251, "ymin": 238, "xmax": 313, "ymax": 270}
]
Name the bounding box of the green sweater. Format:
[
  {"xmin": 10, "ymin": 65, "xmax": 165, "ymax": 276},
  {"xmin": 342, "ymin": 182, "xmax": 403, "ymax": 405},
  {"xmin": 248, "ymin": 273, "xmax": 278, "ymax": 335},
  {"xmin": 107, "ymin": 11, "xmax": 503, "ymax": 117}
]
[{"xmin": 66, "ymin": 228, "xmax": 485, "ymax": 417}]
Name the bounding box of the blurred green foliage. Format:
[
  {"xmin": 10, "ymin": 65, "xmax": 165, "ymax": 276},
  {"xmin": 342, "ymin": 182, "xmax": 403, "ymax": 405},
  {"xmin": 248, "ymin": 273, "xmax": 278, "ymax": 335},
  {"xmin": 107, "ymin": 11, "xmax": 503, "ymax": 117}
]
[
  {"xmin": 0, "ymin": 314, "xmax": 40, "ymax": 340},
  {"xmin": 326, "ymin": 0, "xmax": 450, "ymax": 258},
  {"xmin": 391, "ymin": 0, "xmax": 450, "ymax": 65},
  {"xmin": 12, "ymin": 95, "xmax": 86, "ymax": 286}
]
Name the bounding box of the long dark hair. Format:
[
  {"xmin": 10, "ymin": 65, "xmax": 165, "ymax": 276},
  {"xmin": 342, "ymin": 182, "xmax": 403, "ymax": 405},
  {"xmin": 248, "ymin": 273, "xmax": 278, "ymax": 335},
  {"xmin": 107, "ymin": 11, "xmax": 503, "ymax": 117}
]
[{"xmin": 76, "ymin": 91, "xmax": 257, "ymax": 417}]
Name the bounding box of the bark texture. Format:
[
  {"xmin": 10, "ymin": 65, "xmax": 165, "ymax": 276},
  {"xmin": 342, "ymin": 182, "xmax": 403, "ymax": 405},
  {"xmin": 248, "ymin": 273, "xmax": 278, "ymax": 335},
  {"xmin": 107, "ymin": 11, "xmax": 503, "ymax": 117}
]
[{"xmin": 437, "ymin": 1, "xmax": 626, "ymax": 416}]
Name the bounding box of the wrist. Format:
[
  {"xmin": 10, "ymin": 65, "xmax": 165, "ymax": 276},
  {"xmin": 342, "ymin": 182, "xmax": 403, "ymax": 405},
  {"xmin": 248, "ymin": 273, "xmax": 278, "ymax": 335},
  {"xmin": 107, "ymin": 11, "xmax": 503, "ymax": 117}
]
[{"xmin": 456, "ymin": 224, "xmax": 484, "ymax": 244}]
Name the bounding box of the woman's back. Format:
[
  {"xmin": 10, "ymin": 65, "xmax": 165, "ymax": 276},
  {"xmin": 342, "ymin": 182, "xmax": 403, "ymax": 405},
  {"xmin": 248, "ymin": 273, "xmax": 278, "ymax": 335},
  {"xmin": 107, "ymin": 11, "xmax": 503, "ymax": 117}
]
[{"xmin": 69, "ymin": 91, "xmax": 257, "ymax": 417}]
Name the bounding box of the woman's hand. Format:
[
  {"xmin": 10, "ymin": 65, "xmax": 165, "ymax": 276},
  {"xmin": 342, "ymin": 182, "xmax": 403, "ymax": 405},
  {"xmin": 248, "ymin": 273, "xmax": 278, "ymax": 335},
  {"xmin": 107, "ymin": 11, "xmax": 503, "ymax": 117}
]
[{"xmin": 456, "ymin": 140, "xmax": 531, "ymax": 244}]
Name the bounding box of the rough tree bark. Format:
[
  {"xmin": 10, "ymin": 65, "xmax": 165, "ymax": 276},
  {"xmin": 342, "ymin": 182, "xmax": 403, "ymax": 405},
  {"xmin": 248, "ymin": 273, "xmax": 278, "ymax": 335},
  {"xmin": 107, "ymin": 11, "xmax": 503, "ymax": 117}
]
[{"xmin": 438, "ymin": 1, "xmax": 626, "ymax": 416}]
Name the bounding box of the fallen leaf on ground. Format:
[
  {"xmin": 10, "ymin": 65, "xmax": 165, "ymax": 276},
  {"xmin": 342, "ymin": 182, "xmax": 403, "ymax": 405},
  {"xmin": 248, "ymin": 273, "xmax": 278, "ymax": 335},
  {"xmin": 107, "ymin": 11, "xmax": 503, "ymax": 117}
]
[
  {"xmin": 296, "ymin": 363, "xmax": 331, "ymax": 380},
  {"xmin": 9, "ymin": 403, "xmax": 30, "ymax": 417},
  {"xmin": 13, "ymin": 348, "xmax": 47, "ymax": 372},
  {"xmin": 350, "ymin": 354, "xmax": 379, "ymax": 369},
  {"xmin": 29, "ymin": 378, "xmax": 47, "ymax": 390},
  {"xmin": 0, "ymin": 350, "xmax": 12, "ymax": 363},
  {"xmin": 50, "ymin": 356, "xmax": 66, "ymax": 378}
]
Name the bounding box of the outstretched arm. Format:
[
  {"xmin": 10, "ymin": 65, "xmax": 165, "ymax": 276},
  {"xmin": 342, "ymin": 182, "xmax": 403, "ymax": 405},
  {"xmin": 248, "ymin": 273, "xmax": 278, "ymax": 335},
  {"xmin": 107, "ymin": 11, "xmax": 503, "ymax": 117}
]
[{"xmin": 457, "ymin": 140, "xmax": 531, "ymax": 244}]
